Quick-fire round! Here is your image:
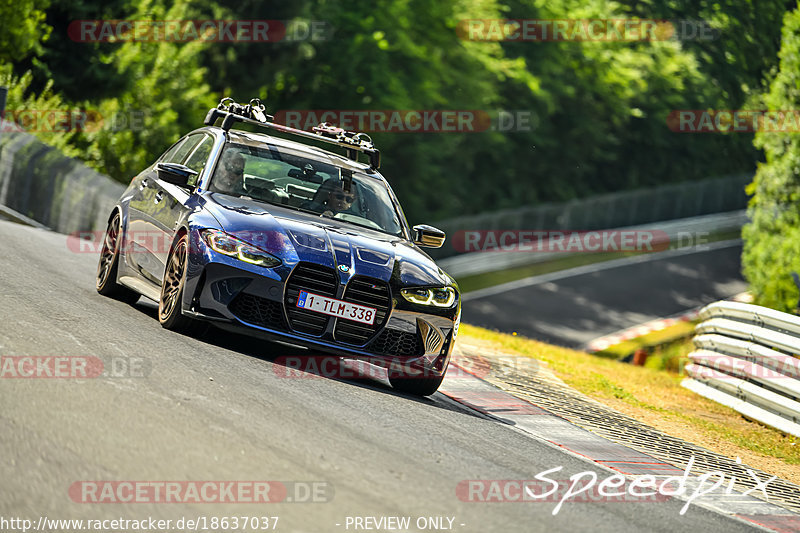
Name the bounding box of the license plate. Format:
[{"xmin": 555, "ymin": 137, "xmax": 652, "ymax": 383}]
[{"xmin": 296, "ymin": 290, "xmax": 377, "ymax": 325}]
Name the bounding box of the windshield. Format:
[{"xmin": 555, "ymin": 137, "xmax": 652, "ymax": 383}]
[{"xmin": 209, "ymin": 143, "xmax": 405, "ymax": 236}]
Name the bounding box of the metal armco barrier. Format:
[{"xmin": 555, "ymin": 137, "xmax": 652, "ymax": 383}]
[
  {"xmin": 682, "ymin": 301, "xmax": 800, "ymax": 437},
  {"xmin": 0, "ymin": 86, "xmax": 7, "ymax": 145},
  {"xmin": 0, "ymin": 129, "xmax": 123, "ymax": 234},
  {"xmin": 431, "ymin": 173, "xmax": 751, "ymax": 261},
  {"xmin": 439, "ymin": 210, "xmax": 746, "ymax": 278}
]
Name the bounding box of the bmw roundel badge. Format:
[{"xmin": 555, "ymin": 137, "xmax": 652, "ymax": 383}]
[{"xmin": 337, "ymin": 264, "xmax": 350, "ymax": 273}]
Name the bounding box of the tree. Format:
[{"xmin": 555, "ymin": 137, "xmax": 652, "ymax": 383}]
[
  {"xmin": 8, "ymin": 0, "xmax": 794, "ymax": 225},
  {"xmin": 742, "ymin": 7, "xmax": 800, "ymax": 312},
  {"xmin": 0, "ymin": 0, "xmax": 51, "ymax": 65}
]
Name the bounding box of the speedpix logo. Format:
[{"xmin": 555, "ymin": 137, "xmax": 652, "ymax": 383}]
[{"xmin": 457, "ymin": 457, "xmax": 777, "ymax": 516}]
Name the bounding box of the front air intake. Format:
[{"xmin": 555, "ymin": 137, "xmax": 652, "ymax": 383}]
[
  {"xmin": 334, "ymin": 276, "xmax": 391, "ymax": 346},
  {"xmin": 284, "ymin": 262, "xmax": 337, "ymax": 336}
]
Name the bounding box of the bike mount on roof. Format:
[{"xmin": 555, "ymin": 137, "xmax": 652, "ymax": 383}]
[{"xmin": 204, "ymin": 98, "xmax": 381, "ymax": 170}]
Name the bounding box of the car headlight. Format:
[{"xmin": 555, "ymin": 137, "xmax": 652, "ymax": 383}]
[
  {"xmin": 400, "ymin": 286, "xmax": 457, "ymax": 307},
  {"xmin": 201, "ymin": 229, "xmax": 281, "ymax": 268}
]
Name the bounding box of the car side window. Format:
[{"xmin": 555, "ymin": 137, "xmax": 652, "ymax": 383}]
[
  {"xmin": 166, "ymin": 134, "xmax": 204, "ymax": 166},
  {"xmin": 182, "ymin": 135, "xmax": 213, "ymax": 187},
  {"xmin": 160, "ymin": 138, "xmax": 187, "ymax": 162}
]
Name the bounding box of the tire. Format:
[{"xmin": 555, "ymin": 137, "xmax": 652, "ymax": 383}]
[
  {"xmin": 158, "ymin": 234, "xmax": 194, "ymax": 331},
  {"xmin": 96, "ymin": 212, "xmax": 140, "ymax": 304},
  {"xmin": 388, "ymin": 369, "xmax": 446, "ymax": 396}
]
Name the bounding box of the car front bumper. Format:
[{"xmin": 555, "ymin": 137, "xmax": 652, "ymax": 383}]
[{"xmin": 182, "ymin": 236, "xmax": 459, "ymax": 376}]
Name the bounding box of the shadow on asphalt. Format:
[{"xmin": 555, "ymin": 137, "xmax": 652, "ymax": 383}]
[{"xmin": 128, "ymin": 297, "xmax": 480, "ymax": 416}]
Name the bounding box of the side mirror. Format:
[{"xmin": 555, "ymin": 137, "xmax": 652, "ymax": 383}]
[
  {"xmin": 413, "ymin": 224, "xmax": 446, "ymax": 248},
  {"xmin": 157, "ymin": 162, "xmax": 198, "ymax": 187}
]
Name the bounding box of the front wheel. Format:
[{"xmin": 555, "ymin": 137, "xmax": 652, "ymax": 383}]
[
  {"xmin": 96, "ymin": 212, "xmax": 140, "ymax": 304},
  {"xmin": 158, "ymin": 234, "xmax": 194, "ymax": 331}
]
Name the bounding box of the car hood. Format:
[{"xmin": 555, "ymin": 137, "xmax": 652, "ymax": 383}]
[{"xmin": 201, "ymin": 193, "xmax": 451, "ymax": 287}]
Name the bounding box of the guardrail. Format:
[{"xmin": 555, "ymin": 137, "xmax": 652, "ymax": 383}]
[
  {"xmin": 430, "ymin": 173, "xmax": 751, "ymax": 262},
  {"xmin": 682, "ymin": 301, "xmax": 800, "ymax": 437},
  {"xmin": 440, "ymin": 210, "xmax": 747, "ymax": 278},
  {"xmin": 0, "ymin": 130, "xmax": 123, "ymax": 234}
]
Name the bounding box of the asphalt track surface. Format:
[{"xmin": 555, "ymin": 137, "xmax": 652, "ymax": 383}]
[
  {"xmin": 0, "ymin": 221, "xmax": 762, "ymax": 532},
  {"xmin": 463, "ymin": 242, "xmax": 748, "ymax": 348}
]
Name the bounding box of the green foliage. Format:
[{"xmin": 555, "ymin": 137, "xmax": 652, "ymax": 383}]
[
  {"xmin": 4, "ymin": 0, "xmax": 218, "ymax": 179},
  {"xmin": 0, "ymin": 0, "xmax": 52, "ymax": 64},
  {"xmin": 742, "ymin": 7, "xmax": 800, "ymax": 312},
  {"xmin": 81, "ymin": 0, "xmax": 219, "ymax": 178},
  {"xmin": 0, "ymin": 66, "xmax": 83, "ymax": 159},
  {"xmin": 26, "ymin": 0, "xmax": 133, "ymax": 101},
  {"xmin": 1, "ymin": 0, "xmax": 791, "ymax": 226}
]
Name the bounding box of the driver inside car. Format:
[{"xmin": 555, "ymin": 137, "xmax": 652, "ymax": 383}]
[
  {"xmin": 212, "ymin": 150, "xmax": 247, "ymax": 195},
  {"xmin": 304, "ymin": 179, "xmax": 358, "ymax": 217}
]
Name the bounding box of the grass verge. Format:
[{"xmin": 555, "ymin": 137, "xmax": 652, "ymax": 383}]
[
  {"xmin": 459, "ymin": 323, "xmax": 800, "ymax": 484},
  {"xmin": 593, "ymin": 320, "xmax": 697, "ymax": 366}
]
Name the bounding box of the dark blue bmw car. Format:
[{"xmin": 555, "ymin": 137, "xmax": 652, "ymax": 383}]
[{"xmin": 96, "ymin": 99, "xmax": 460, "ymax": 395}]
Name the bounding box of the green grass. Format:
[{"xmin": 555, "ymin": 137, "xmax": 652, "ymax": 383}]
[
  {"xmin": 593, "ymin": 320, "xmax": 697, "ymax": 362},
  {"xmin": 457, "ymin": 250, "xmax": 639, "ymax": 293},
  {"xmin": 459, "ymin": 324, "xmax": 800, "ymax": 476},
  {"xmin": 452, "ymin": 227, "xmax": 800, "ymax": 479},
  {"xmin": 644, "ymin": 336, "xmax": 696, "ymax": 373}
]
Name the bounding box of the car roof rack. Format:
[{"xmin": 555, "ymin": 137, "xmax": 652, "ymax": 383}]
[{"xmin": 204, "ymin": 98, "xmax": 381, "ymax": 170}]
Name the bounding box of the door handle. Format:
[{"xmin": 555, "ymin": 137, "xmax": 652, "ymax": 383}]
[{"xmin": 154, "ymin": 191, "xmax": 164, "ymax": 204}]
